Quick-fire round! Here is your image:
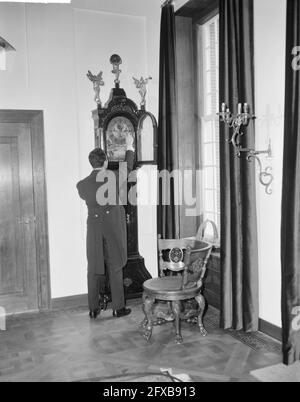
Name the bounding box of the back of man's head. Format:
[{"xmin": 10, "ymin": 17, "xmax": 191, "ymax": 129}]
[{"xmin": 88, "ymin": 148, "xmax": 107, "ymax": 168}]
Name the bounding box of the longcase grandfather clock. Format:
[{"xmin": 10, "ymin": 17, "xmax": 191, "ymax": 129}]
[{"xmin": 88, "ymin": 55, "xmax": 158, "ymax": 299}]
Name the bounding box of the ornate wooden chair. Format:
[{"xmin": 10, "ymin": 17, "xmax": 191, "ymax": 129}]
[{"xmin": 140, "ymin": 236, "xmax": 213, "ymax": 344}]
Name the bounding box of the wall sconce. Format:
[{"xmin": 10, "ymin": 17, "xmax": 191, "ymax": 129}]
[
  {"xmin": 218, "ymin": 103, "xmax": 274, "ymax": 195},
  {"xmin": 0, "ymin": 36, "xmax": 16, "ymax": 71}
]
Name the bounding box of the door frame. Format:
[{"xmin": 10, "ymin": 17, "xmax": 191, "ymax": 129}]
[{"xmin": 0, "ymin": 110, "xmax": 51, "ymax": 311}]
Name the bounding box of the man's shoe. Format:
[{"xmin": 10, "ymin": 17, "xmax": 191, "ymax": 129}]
[
  {"xmin": 99, "ymin": 294, "xmax": 109, "ymax": 311},
  {"xmin": 113, "ymin": 307, "xmax": 131, "ymax": 318},
  {"xmin": 89, "ymin": 308, "xmax": 101, "ymax": 319}
]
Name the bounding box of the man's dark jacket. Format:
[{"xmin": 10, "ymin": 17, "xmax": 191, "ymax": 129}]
[{"xmin": 77, "ymin": 150, "xmax": 134, "ymax": 274}]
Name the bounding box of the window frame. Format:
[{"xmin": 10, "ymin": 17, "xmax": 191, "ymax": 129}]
[{"xmin": 196, "ymin": 14, "xmax": 221, "ymax": 241}]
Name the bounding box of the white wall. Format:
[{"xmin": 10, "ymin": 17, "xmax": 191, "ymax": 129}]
[
  {"xmin": 0, "ymin": 0, "xmax": 161, "ymax": 299},
  {"xmin": 175, "ymin": 0, "xmax": 189, "ymax": 12},
  {"xmin": 254, "ymin": 0, "xmax": 286, "ymax": 327},
  {"xmin": 1, "ymin": 0, "xmax": 286, "ymax": 324}
]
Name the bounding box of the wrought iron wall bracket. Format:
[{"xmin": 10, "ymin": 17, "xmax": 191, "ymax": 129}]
[{"xmin": 239, "ymin": 145, "xmax": 274, "ymax": 195}]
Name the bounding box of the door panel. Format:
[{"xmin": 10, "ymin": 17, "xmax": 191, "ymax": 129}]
[
  {"xmin": 0, "ymin": 123, "xmax": 38, "ymax": 313},
  {"xmin": 0, "ymin": 137, "xmax": 23, "ymax": 294}
]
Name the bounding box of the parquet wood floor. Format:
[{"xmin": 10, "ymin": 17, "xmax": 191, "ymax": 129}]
[{"xmin": 0, "ymin": 301, "xmax": 282, "ymax": 382}]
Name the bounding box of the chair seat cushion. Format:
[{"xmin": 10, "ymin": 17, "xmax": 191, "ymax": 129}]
[{"xmin": 143, "ymin": 277, "xmax": 200, "ymax": 301}]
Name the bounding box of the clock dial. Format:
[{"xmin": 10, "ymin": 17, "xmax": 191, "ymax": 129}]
[{"xmin": 106, "ymin": 116, "xmax": 135, "ymax": 162}]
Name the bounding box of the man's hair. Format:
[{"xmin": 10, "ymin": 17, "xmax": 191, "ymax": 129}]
[{"xmin": 88, "ymin": 148, "xmax": 107, "ymax": 168}]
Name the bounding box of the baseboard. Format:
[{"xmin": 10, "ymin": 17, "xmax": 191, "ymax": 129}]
[
  {"xmin": 201, "ymin": 302, "xmax": 281, "ymax": 343},
  {"xmin": 51, "ymin": 294, "xmax": 88, "ymax": 310},
  {"xmin": 259, "ymin": 318, "xmax": 282, "ymax": 342},
  {"xmin": 51, "ymin": 295, "xmax": 282, "ymax": 343},
  {"xmin": 51, "ymin": 292, "xmax": 143, "ymax": 311}
]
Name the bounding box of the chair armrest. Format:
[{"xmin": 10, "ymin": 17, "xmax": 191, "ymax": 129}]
[
  {"xmin": 183, "ymin": 246, "xmax": 214, "ymax": 289},
  {"xmin": 181, "ymin": 246, "xmax": 191, "ymax": 290},
  {"xmin": 182, "ymin": 266, "xmax": 189, "ymax": 289},
  {"xmin": 200, "ymin": 246, "xmax": 213, "ymax": 280}
]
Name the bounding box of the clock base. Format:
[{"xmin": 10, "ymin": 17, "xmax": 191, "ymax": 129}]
[
  {"xmin": 123, "ymin": 255, "xmax": 152, "ymax": 300},
  {"xmin": 102, "ymin": 255, "xmax": 152, "ymax": 302}
]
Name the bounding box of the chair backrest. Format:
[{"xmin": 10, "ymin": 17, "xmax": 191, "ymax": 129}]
[
  {"xmin": 158, "ymin": 233, "xmax": 214, "ymax": 290},
  {"xmin": 157, "ymin": 236, "xmax": 192, "ymax": 277},
  {"xmin": 196, "ymin": 219, "xmax": 220, "ymax": 248}
]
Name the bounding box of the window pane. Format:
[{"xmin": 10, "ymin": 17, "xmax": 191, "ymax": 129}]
[
  {"xmin": 203, "ymin": 143, "xmax": 214, "ymax": 165},
  {"xmin": 199, "ymin": 14, "xmax": 220, "ymax": 237},
  {"xmin": 205, "ymin": 190, "xmax": 214, "ymax": 211},
  {"xmin": 205, "ymin": 47, "xmax": 211, "ymax": 71},
  {"xmin": 204, "ymin": 167, "xmax": 214, "ymax": 188},
  {"xmin": 205, "ymin": 94, "xmax": 212, "ymax": 115},
  {"xmin": 205, "ymin": 71, "xmax": 212, "ymax": 93},
  {"xmin": 202, "ymin": 120, "xmax": 213, "ymax": 143},
  {"xmin": 204, "ymin": 25, "xmax": 211, "ymax": 47}
]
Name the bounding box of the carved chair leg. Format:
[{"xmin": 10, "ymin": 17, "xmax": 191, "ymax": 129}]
[
  {"xmin": 139, "ymin": 292, "xmax": 149, "ymax": 330},
  {"xmin": 195, "ymin": 294, "xmax": 208, "ymax": 337},
  {"xmin": 171, "ymin": 300, "xmax": 183, "ymax": 344},
  {"xmin": 142, "ymin": 294, "xmax": 155, "ymax": 342}
]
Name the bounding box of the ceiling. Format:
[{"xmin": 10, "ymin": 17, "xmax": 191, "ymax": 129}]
[
  {"xmin": 71, "ymin": 0, "xmax": 162, "ymax": 18},
  {"xmin": 176, "ymin": 0, "xmax": 219, "ymax": 22}
]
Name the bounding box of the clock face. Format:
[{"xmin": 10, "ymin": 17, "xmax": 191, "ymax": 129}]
[{"xmin": 106, "ymin": 116, "xmax": 135, "ymax": 162}]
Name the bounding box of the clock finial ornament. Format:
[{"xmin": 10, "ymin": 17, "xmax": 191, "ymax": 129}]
[
  {"xmin": 132, "ymin": 76, "xmax": 152, "ymax": 108},
  {"xmin": 110, "ymin": 54, "xmax": 122, "ymax": 87},
  {"xmin": 87, "ymin": 70, "xmax": 104, "ymax": 105}
]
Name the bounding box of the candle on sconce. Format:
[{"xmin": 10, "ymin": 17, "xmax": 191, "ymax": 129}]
[
  {"xmin": 266, "ymin": 138, "xmax": 273, "ymax": 159},
  {"xmin": 218, "ymin": 101, "xmax": 273, "ymax": 195}
]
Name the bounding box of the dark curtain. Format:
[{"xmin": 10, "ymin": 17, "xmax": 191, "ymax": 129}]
[
  {"xmin": 219, "ymin": 0, "xmax": 259, "ymax": 332},
  {"xmin": 281, "ymin": 0, "xmax": 300, "ymax": 366},
  {"xmin": 157, "ymin": 2, "xmax": 179, "ymax": 239}
]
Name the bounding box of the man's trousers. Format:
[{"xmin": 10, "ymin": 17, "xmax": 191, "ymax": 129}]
[
  {"xmin": 88, "ymin": 268, "xmax": 125, "ymax": 311},
  {"xmin": 87, "ymin": 239, "xmax": 125, "ymax": 311}
]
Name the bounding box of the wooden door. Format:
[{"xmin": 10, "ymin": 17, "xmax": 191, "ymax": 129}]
[{"xmin": 0, "ymin": 122, "xmax": 39, "ymax": 314}]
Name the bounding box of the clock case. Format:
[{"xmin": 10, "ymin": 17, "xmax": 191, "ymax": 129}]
[{"xmin": 92, "ymin": 85, "xmax": 156, "ymax": 299}]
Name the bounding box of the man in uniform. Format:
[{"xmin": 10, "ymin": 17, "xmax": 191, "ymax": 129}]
[{"xmin": 77, "ymin": 134, "xmax": 134, "ymax": 319}]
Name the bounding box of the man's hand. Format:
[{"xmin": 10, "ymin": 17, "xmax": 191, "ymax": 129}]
[{"xmin": 125, "ymin": 133, "xmax": 134, "ymax": 151}]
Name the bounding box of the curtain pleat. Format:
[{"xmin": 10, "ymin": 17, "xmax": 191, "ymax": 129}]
[
  {"xmin": 219, "ymin": 0, "xmax": 259, "ymax": 332},
  {"xmin": 281, "ymin": 0, "xmax": 300, "ymax": 366},
  {"xmin": 157, "ymin": 3, "xmax": 179, "ymax": 239}
]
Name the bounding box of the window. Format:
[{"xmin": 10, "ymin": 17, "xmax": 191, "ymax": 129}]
[
  {"xmin": 198, "ymin": 15, "xmax": 220, "ymax": 238},
  {"xmin": 0, "ymin": 47, "xmax": 6, "ymax": 71}
]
